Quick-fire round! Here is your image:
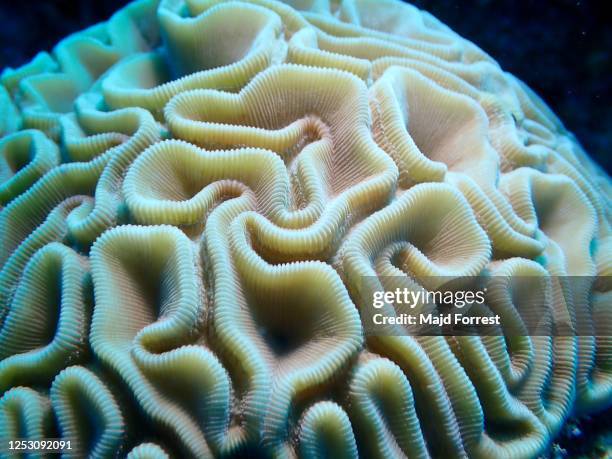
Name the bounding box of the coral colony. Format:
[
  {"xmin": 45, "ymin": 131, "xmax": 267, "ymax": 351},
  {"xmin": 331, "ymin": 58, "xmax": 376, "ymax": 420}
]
[{"xmin": 0, "ymin": 0, "xmax": 610, "ymax": 458}]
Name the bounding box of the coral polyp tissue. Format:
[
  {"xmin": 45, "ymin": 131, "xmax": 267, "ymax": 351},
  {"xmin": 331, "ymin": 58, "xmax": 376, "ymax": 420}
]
[{"xmin": 0, "ymin": 0, "xmax": 610, "ymax": 457}]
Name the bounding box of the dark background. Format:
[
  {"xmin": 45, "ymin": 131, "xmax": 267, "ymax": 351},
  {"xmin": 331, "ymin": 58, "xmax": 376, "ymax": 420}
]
[{"xmin": 0, "ymin": 0, "xmax": 609, "ymax": 175}]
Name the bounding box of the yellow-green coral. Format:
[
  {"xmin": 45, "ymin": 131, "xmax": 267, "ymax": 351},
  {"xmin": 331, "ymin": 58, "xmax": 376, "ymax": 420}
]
[{"xmin": 0, "ymin": 0, "xmax": 610, "ymax": 457}]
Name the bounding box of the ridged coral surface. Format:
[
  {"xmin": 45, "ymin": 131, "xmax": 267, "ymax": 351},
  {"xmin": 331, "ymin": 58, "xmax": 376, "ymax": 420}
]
[{"xmin": 0, "ymin": 0, "xmax": 610, "ymax": 457}]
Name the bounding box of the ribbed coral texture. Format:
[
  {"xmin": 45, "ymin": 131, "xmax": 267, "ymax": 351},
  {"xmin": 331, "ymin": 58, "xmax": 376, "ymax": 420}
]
[{"xmin": 0, "ymin": 0, "xmax": 610, "ymax": 458}]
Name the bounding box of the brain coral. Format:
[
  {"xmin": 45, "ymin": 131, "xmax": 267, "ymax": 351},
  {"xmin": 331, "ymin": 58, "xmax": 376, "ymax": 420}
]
[{"xmin": 0, "ymin": 0, "xmax": 610, "ymax": 457}]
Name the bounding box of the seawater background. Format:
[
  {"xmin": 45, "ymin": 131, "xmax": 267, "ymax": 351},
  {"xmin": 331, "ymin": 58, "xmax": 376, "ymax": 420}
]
[
  {"xmin": 0, "ymin": 0, "xmax": 609, "ymax": 456},
  {"xmin": 0, "ymin": 0, "xmax": 610, "ymax": 175},
  {"xmin": 410, "ymin": 0, "xmax": 612, "ymax": 176}
]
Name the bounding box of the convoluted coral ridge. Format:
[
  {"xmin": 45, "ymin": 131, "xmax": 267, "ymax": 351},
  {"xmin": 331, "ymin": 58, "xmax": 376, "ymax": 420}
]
[{"xmin": 0, "ymin": 0, "xmax": 610, "ymax": 457}]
